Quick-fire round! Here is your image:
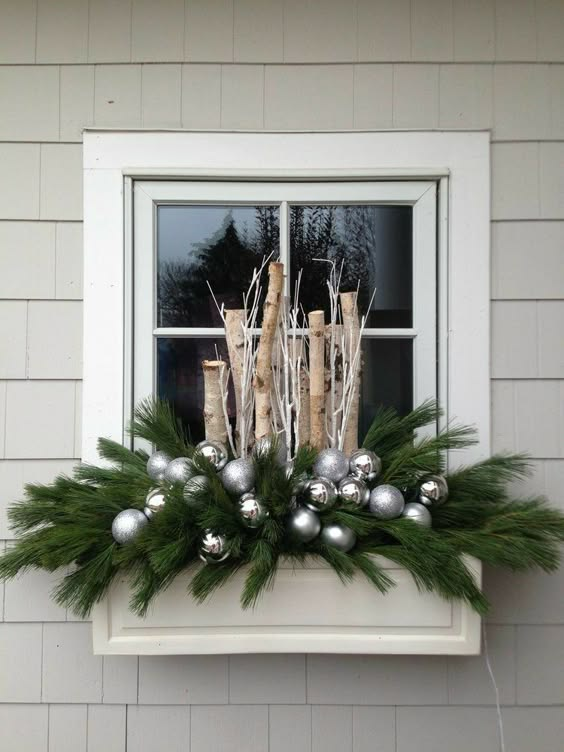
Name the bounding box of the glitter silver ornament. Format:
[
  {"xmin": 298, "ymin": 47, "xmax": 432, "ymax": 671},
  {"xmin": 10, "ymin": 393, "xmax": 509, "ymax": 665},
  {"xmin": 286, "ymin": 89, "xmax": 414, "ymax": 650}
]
[
  {"xmin": 338, "ymin": 475, "xmax": 370, "ymax": 507},
  {"xmin": 253, "ymin": 436, "xmax": 287, "ymax": 465},
  {"xmin": 143, "ymin": 488, "xmax": 167, "ymax": 519},
  {"xmin": 349, "ymin": 449, "xmax": 382, "ymax": 482},
  {"xmin": 320, "ymin": 523, "xmax": 357, "ymax": 552},
  {"xmin": 111, "ymin": 508, "xmax": 148, "ymax": 544},
  {"xmin": 368, "ymin": 484, "xmax": 405, "ymax": 519},
  {"xmin": 195, "ymin": 440, "xmax": 228, "ymax": 471},
  {"xmin": 418, "ymin": 474, "xmax": 449, "ymax": 507},
  {"xmin": 303, "ymin": 477, "xmax": 338, "ymax": 512},
  {"xmin": 402, "ymin": 502, "xmax": 432, "ymax": 527},
  {"xmin": 198, "ymin": 531, "xmax": 230, "ymax": 563},
  {"xmin": 146, "ymin": 451, "xmax": 172, "ymax": 482},
  {"xmin": 220, "ymin": 458, "xmax": 255, "ymax": 496},
  {"xmin": 163, "ymin": 457, "xmax": 194, "ymax": 486},
  {"xmin": 238, "ymin": 493, "xmax": 269, "ymax": 528},
  {"xmin": 286, "ymin": 506, "xmax": 321, "ymax": 542},
  {"xmin": 183, "ymin": 474, "xmax": 209, "ymax": 502},
  {"xmin": 313, "ymin": 448, "xmax": 350, "ymax": 484}
]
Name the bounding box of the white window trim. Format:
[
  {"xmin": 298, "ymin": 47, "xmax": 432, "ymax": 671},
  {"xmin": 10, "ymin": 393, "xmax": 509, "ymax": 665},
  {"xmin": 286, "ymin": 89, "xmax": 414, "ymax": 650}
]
[{"xmin": 83, "ymin": 130, "xmax": 490, "ymax": 466}]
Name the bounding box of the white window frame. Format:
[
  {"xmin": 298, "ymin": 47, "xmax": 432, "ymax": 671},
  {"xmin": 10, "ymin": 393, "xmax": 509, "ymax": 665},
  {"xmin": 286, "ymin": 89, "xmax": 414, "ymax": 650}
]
[{"xmin": 83, "ymin": 130, "xmax": 490, "ymax": 467}]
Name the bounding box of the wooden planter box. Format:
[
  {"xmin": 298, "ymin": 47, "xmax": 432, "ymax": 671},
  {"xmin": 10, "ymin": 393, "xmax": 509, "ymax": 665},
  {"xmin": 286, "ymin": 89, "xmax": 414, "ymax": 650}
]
[{"xmin": 92, "ymin": 556, "xmax": 481, "ymax": 655}]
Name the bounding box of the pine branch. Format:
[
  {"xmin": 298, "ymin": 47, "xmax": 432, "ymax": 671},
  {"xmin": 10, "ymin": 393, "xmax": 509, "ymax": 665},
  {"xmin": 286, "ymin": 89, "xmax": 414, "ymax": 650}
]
[
  {"xmin": 362, "ymin": 398, "xmax": 440, "ymax": 456},
  {"xmin": 240, "ymin": 540, "xmax": 279, "ymax": 608},
  {"xmin": 129, "ymin": 397, "xmax": 193, "ymax": 457}
]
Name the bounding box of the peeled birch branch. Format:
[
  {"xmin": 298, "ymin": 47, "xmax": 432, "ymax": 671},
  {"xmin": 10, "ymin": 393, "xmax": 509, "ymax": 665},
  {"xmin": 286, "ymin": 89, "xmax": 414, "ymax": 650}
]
[
  {"xmin": 202, "ymin": 360, "xmax": 228, "ymax": 445},
  {"xmin": 309, "ymin": 310, "xmax": 326, "ymax": 451},
  {"xmin": 340, "ymin": 291, "xmax": 361, "ymax": 454},
  {"xmin": 225, "ymin": 309, "xmax": 245, "ymax": 452},
  {"xmin": 254, "ymin": 261, "xmax": 284, "ymax": 441}
]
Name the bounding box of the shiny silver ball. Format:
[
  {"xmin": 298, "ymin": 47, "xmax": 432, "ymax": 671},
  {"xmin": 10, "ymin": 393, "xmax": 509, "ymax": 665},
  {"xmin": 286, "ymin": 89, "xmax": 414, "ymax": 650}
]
[
  {"xmin": 402, "ymin": 502, "xmax": 433, "ymax": 527},
  {"xmin": 220, "ymin": 458, "xmax": 255, "ymax": 496},
  {"xmin": 368, "ymin": 484, "xmax": 405, "ymax": 519},
  {"xmin": 238, "ymin": 493, "xmax": 269, "ymax": 528},
  {"xmin": 198, "ymin": 531, "xmax": 230, "ymax": 563},
  {"xmin": 418, "ymin": 474, "xmax": 449, "ymax": 507},
  {"xmin": 146, "ymin": 451, "xmax": 172, "ymax": 482},
  {"xmin": 195, "ymin": 440, "xmax": 228, "ymax": 471},
  {"xmin": 163, "ymin": 457, "xmax": 194, "ymax": 486},
  {"xmin": 111, "ymin": 509, "xmax": 148, "ymax": 544},
  {"xmin": 286, "ymin": 506, "xmax": 321, "ymax": 542},
  {"xmin": 253, "ymin": 436, "xmax": 287, "ymax": 465},
  {"xmin": 183, "ymin": 474, "xmax": 209, "ymax": 502},
  {"xmin": 303, "ymin": 477, "xmax": 338, "ymax": 512},
  {"xmin": 320, "ymin": 523, "xmax": 357, "ymax": 552},
  {"xmin": 313, "ymin": 448, "xmax": 350, "ymax": 484},
  {"xmin": 143, "ymin": 488, "xmax": 167, "ymax": 519},
  {"xmin": 349, "ymin": 449, "xmax": 382, "ymax": 482},
  {"xmin": 338, "ymin": 475, "xmax": 370, "ymax": 507}
]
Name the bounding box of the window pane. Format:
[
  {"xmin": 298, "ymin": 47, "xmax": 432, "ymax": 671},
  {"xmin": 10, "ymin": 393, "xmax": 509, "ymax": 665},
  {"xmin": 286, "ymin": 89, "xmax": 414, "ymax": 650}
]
[
  {"xmin": 359, "ymin": 338, "xmax": 413, "ymax": 441},
  {"xmin": 157, "ymin": 337, "xmax": 233, "ymax": 444},
  {"xmin": 290, "ymin": 205, "xmax": 412, "ymax": 327},
  {"xmin": 157, "ymin": 205, "xmax": 279, "ymax": 328}
]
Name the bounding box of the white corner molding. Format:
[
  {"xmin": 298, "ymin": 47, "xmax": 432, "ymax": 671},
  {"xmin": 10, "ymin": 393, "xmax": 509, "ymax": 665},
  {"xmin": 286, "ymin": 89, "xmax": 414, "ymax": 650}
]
[{"xmin": 92, "ymin": 556, "xmax": 482, "ymax": 655}]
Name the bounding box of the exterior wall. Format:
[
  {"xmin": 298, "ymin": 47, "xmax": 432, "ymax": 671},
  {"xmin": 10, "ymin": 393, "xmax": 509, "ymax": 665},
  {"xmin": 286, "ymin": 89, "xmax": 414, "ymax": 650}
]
[{"xmin": 0, "ymin": 1, "xmax": 563, "ymax": 750}]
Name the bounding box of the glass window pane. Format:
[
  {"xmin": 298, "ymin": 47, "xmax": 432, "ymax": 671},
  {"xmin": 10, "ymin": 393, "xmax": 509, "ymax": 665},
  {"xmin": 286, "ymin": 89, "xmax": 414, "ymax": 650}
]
[
  {"xmin": 290, "ymin": 205, "xmax": 412, "ymax": 327},
  {"xmin": 157, "ymin": 337, "xmax": 234, "ymax": 444},
  {"xmin": 157, "ymin": 205, "xmax": 279, "ymax": 328}
]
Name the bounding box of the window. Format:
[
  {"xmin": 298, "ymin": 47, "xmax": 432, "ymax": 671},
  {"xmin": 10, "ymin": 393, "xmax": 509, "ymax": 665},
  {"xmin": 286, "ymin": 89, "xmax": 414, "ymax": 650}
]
[
  {"xmin": 133, "ymin": 180, "xmax": 437, "ymax": 445},
  {"xmin": 82, "ymin": 131, "xmax": 489, "ymax": 465}
]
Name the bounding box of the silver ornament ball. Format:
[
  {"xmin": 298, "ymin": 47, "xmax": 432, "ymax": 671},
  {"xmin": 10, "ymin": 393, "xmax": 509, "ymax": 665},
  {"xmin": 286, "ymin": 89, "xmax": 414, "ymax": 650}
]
[
  {"xmin": 111, "ymin": 509, "xmax": 148, "ymax": 544},
  {"xmin": 418, "ymin": 474, "xmax": 449, "ymax": 507},
  {"xmin": 349, "ymin": 449, "xmax": 382, "ymax": 482},
  {"xmin": 183, "ymin": 474, "xmax": 209, "ymax": 503},
  {"xmin": 146, "ymin": 451, "xmax": 172, "ymax": 482},
  {"xmin": 368, "ymin": 484, "xmax": 405, "ymax": 519},
  {"xmin": 402, "ymin": 502, "xmax": 433, "ymax": 527},
  {"xmin": 238, "ymin": 493, "xmax": 269, "ymax": 528},
  {"xmin": 303, "ymin": 477, "xmax": 338, "ymax": 512},
  {"xmin": 338, "ymin": 475, "xmax": 370, "ymax": 507},
  {"xmin": 320, "ymin": 523, "xmax": 357, "ymax": 552},
  {"xmin": 220, "ymin": 458, "xmax": 256, "ymax": 496},
  {"xmin": 143, "ymin": 488, "xmax": 167, "ymax": 519},
  {"xmin": 253, "ymin": 436, "xmax": 287, "ymax": 465},
  {"xmin": 286, "ymin": 506, "xmax": 321, "ymax": 543},
  {"xmin": 195, "ymin": 440, "xmax": 228, "ymax": 471},
  {"xmin": 163, "ymin": 457, "xmax": 194, "ymax": 486},
  {"xmin": 313, "ymin": 448, "xmax": 350, "ymax": 484},
  {"xmin": 198, "ymin": 531, "xmax": 230, "ymax": 563}
]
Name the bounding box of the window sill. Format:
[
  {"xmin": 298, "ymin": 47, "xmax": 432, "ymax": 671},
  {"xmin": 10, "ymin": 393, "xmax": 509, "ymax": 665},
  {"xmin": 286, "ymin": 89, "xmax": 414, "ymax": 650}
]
[{"xmin": 91, "ymin": 556, "xmax": 481, "ymax": 655}]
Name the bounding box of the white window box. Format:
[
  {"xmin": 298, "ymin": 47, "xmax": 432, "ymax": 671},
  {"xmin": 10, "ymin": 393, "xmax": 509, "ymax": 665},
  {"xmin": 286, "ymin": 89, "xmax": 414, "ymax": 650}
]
[{"xmin": 84, "ymin": 130, "xmax": 489, "ymax": 655}]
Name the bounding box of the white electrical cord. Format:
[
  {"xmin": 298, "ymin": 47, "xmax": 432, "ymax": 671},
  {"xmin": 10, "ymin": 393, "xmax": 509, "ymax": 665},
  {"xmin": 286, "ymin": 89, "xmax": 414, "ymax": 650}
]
[{"xmin": 483, "ymin": 622, "xmax": 506, "ymax": 752}]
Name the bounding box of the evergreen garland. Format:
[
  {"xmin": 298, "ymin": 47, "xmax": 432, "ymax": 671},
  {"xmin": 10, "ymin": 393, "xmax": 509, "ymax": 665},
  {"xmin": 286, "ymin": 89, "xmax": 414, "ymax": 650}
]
[{"xmin": 1, "ymin": 398, "xmax": 563, "ymax": 619}]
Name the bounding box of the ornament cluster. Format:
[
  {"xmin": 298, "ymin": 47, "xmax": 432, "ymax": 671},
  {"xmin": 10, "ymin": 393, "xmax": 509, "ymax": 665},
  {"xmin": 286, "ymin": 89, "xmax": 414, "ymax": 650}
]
[{"xmin": 111, "ymin": 442, "xmax": 449, "ymax": 561}]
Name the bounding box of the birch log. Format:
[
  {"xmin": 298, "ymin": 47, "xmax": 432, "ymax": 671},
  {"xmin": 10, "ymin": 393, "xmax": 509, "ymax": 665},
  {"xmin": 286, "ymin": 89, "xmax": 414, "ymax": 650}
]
[
  {"xmin": 254, "ymin": 261, "xmax": 284, "ymax": 441},
  {"xmin": 309, "ymin": 310, "xmax": 326, "ymax": 451},
  {"xmin": 325, "ymin": 323, "xmax": 344, "ymax": 448},
  {"xmin": 225, "ymin": 309, "xmax": 245, "ymax": 452},
  {"xmin": 202, "ymin": 360, "xmax": 228, "ymax": 444},
  {"xmin": 298, "ymin": 366, "xmax": 310, "ymax": 446},
  {"xmin": 340, "ymin": 292, "xmax": 360, "ymax": 454}
]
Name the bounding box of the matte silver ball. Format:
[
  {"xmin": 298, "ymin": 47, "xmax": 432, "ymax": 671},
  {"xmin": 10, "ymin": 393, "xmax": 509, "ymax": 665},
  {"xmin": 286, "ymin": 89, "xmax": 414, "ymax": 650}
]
[
  {"xmin": 368, "ymin": 484, "xmax": 405, "ymax": 519},
  {"xmin": 143, "ymin": 488, "xmax": 167, "ymax": 519},
  {"xmin": 349, "ymin": 449, "xmax": 382, "ymax": 482},
  {"xmin": 220, "ymin": 458, "xmax": 255, "ymax": 496},
  {"xmin": 183, "ymin": 474, "xmax": 209, "ymax": 502},
  {"xmin": 418, "ymin": 474, "xmax": 449, "ymax": 507},
  {"xmin": 320, "ymin": 523, "xmax": 357, "ymax": 552},
  {"xmin": 195, "ymin": 440, "xmax": 228, "ymax": 471},
  {"xmin": 303, "ymin": 477, "xmax": 338, "ymax": 512},
  {"xmin": 111, "ymin": 509, "xmax": 148, "ymax": 544},
  {"xmin": 163, "ymin": 457, "xmax": 194, "ymax": 486},
  {"xmin": 253, "ymin": 436, "xmax": 287, "ymax": 465},
  {"xmin": 198, "ymin": 531, "xmax": 230, "ymax": 563},
  {"xmin": 146, "ymin": 451, "xmax": 172, "ymax": 482},
  {"xmin": 313, "ymin": 448, "xmax": 350, "ymax": 484},
  {"xmin": 402, "ymin": 502, "xmax": 433, "ymax": 527},
  {"xmin": 286, "ymin": 506, "xmax": 321, "ymax": 542},
  {"xmin": 338, "ymin": 475, "xmax": 370, "ymax": 507},
  {"xmin": 238, "ymin": 493, "xmax": 269, "ymax": 528}
]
